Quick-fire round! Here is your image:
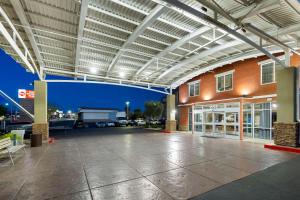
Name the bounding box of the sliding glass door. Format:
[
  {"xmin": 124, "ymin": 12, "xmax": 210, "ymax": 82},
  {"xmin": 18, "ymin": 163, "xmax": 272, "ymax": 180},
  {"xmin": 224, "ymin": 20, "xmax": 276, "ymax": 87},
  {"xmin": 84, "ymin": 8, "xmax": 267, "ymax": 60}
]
[{"xmin": 193, "ymin": 102, "xmax": 240, "ymax": 139}]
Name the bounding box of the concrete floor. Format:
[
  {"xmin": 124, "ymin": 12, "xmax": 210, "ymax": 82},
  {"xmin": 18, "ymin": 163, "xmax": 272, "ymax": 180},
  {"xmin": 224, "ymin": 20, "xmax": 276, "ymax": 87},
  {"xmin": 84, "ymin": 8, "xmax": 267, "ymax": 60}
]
[{"xmin": 0, "ymin": 127, "xmax": 298, "ymax": 200}]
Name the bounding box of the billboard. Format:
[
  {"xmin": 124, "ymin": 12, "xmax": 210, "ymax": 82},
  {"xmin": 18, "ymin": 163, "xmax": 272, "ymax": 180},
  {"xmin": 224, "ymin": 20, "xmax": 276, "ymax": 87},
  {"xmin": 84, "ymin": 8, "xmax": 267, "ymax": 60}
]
[{"xmin": 18, "ymin": 89, "xmax": 34, "ymax": 99}]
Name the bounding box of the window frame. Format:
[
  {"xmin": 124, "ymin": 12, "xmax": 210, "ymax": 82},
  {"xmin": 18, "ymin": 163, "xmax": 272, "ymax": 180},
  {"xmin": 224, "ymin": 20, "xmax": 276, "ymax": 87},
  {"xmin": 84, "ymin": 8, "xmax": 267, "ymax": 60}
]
[
  {"xmin": 260, "ymin": 61, "xmax": 276, "ymax": 85},
  {"xmin": 188, "ymin": 80, "xmax": 200, "ymax": 97},
  {"xmin": 215, "ymin": 70, "xmax": 234, "ymax": 93}
]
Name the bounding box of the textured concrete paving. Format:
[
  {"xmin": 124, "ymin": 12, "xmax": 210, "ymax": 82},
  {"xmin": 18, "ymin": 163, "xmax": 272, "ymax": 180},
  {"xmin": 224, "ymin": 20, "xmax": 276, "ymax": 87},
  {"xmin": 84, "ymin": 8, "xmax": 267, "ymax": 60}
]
[{"xmin": 0, "ymin": 127, "xmax": 298, "ymax": 200}]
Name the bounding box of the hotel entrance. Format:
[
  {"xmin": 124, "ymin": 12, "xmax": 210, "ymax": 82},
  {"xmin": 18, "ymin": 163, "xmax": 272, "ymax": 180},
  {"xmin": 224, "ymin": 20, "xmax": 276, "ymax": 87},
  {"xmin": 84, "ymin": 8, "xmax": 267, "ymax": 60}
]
[{"xmin": 192, "ymin": 102, "xmax": 240, "ymax": 139}]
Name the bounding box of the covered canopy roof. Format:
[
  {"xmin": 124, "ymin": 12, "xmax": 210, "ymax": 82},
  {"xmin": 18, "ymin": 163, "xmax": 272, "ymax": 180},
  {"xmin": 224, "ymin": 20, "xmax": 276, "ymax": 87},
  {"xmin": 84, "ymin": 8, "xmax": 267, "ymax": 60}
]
[{"xmin": 0, "ymin": 0, "xmax": 300, "ymax": 91}]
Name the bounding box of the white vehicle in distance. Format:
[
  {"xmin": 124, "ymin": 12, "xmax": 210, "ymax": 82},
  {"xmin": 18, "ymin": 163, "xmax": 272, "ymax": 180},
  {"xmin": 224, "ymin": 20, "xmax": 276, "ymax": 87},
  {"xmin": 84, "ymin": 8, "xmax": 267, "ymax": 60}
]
[
  {"xmin": 106, "ymin": 121, "xmax": 116, "ymax": 127},
  {"xmin": 116, "ymin": 117, "xmax": 128, "ymax": 126},
  {"xmin": 135, "ymin": 119, "xmax": 146, "ymax": 126},
  {"xmin": 95, "ymin": 121, "xmax": 106, "ymax": 128}
]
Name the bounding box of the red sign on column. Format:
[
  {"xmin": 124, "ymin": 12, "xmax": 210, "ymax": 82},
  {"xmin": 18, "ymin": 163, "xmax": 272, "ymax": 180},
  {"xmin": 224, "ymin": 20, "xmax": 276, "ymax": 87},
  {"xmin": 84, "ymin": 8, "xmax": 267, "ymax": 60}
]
[{"xmin": 18, "ymin": 89, "xmax": 35, "ymax": 99}]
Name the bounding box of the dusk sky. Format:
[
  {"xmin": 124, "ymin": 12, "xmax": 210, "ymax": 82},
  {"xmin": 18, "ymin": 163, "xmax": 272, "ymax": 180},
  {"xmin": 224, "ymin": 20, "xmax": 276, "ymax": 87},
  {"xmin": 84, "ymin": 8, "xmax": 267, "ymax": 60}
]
[{"xmin": 0, "ymin": 49, "xmax": 166, "ymax": 112}]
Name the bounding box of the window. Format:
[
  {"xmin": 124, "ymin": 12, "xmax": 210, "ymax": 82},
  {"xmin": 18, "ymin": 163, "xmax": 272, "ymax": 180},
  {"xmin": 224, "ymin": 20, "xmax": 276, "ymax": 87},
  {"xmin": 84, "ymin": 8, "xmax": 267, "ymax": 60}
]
[
  {"xmin": 261, "ymin": 62, "xmax": 275, "ymax": 84},
  {"xmin": 188, "ymin": 81, "xmax": 200, "ymax": 96},
  {"xmin": 216, "ymin": 70, "xmax": 233, "ymax": 92}
]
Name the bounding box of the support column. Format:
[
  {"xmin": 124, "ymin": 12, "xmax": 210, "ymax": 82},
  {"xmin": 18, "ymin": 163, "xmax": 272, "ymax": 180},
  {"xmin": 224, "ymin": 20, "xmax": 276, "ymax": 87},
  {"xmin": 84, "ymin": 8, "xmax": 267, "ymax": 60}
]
[
  {"xmin": 32, "ymin": 81, "xmax": 49, "ymax": 140},
  {"xmin": 274, "ymin": 67, "xmax": 299, "ymax": 147},
  {"xmin": 165, "ymin": 94, "xmax": 176, "ymax": 132}
]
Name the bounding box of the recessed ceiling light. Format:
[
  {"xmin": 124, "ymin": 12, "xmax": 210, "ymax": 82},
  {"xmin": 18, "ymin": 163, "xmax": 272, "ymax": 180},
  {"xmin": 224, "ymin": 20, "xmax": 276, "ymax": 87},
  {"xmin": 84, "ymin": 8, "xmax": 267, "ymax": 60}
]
[
  {"xmin": 119, "ymin": 71, "xmax": 125, "ymax": 78},
  {"xmin": 90, "ymin": 67, "xmax": 98, "ymax": 74}
]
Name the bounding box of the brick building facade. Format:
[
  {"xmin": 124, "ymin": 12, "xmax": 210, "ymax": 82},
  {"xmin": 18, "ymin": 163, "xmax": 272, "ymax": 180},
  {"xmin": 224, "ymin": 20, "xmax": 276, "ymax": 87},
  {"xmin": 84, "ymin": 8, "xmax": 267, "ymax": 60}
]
[{"xmin": 178, "ymin": 53, "xmax": 300, "ymax": 141}]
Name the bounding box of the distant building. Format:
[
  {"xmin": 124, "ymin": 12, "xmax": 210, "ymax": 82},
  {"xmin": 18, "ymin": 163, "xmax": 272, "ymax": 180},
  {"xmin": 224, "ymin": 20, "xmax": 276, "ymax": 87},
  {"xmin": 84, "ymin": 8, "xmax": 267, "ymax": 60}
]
[
  {"xmin": 78, "ymin": 107, "xmax": 125, "ymax": 123},
  {"xmin": 18, "ymin": 99, "xmax": 34, "ymax": 123}
]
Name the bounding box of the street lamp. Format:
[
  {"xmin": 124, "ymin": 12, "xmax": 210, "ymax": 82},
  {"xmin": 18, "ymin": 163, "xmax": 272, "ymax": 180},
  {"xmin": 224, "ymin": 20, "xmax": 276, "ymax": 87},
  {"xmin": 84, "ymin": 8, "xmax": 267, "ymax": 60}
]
[
  {"xmin": 125, "ymin": 101, "xmax": 130, "ymax": 120},
  {"xmin": 4, "ymin": 103, "xmax": 12, "ymax": 121}
]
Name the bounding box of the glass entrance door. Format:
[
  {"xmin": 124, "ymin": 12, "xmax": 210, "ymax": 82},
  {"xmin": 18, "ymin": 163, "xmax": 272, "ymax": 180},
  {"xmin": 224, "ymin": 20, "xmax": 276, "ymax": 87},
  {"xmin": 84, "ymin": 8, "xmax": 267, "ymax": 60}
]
[
  {"xmin": 214, "ymin": 112, "xmax": 225, "ymax": 137},
  {"xmin": 225, "ymin": 111, "xmax": 239, "ymax": 138},
  {"xmin": 194, "ymin": 112, "xmax": 203, "ymax": 133},
  {"xmin": 204, "ymin": 111, "xmax": 213, "ymax": 136},
  {"xmin": 193, "ymin": 102, "xmax": 240, "ymax": 139}
]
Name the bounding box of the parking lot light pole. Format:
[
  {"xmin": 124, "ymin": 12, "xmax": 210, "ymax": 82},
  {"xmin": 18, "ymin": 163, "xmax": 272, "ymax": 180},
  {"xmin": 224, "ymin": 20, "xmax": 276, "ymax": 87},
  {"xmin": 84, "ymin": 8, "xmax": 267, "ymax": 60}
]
[
  {"xmin": 5, "ymin": 103, "xmax": 12, "ymax": 122},
  {"xmin": 126, "ymin": 101, "xmax": 130, "ymax": 120}
]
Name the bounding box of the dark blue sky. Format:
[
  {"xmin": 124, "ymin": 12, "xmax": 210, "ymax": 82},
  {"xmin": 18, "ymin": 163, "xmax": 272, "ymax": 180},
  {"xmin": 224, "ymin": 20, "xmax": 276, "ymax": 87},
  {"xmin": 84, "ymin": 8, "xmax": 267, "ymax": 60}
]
[{"xmin": 0, "ymin": 49, "xmax": 165, "ymax": 112}]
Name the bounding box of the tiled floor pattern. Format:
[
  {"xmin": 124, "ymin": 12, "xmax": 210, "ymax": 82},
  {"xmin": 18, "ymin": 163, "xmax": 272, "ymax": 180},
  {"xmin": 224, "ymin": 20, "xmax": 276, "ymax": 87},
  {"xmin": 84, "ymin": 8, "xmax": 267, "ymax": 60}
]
[{"xmin": 0, "ymin": 128, "xmax": 297, "ymax": 200}]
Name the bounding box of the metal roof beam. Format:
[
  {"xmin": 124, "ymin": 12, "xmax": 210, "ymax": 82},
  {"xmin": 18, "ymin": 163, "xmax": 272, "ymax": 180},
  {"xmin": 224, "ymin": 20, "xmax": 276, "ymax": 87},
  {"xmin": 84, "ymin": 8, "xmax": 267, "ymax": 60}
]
[
  {"xmin": 40, "ymin": 51, "xmax": 72, "ymax": 59},
  {"xmin": 134, "ymin": 0, "xmax": 277, "ymax": 79},
  {"xmin": 74, "ymin": 0, "xmax": 88, "ymax": 78},
  {"xmin": 45, "ymin": 79, "xmax": 169, "ymax": 95},
  {"xmin": 84, "ymin": 28, "xmax": 126, "ymax": 42},
  {"xmin": 208, "ymin": 0, "xmax": 298, "ymax": 55},
  {"xmin": 108, "ymin": 0, "xmax": 207, "ymax": 31},
  {"xmin": 156, "ymin": 0, "xmax": 286, "ymax": 81},
  {"xmin": 36, "ymin": 43, "xmax": 73, "ymax": 52},
  {"xmin": 88, "ymin": 4, "xmax": 139, "ymax": 25},
  {"xmin": 26, "ymin": 0, "xmax": 79, "ymax": 17},
  {"xmin": 154, "ymin": 40, "xmax": 241, "ymax": 83},
  {"xmin": 43, "ymin": 68, "xmax": 170, "ymax": 88},
  {"xmin": 234, "ymin": 0, "xmax": 281, "ymax": 20},
  {"xmin": 34, "ymin": 34, "xmax": 74, "ymax": 45},
  {"xmin": 106, "ymin": 4, "xmax": 166, "ymax": 76},
  {"xmin": 10, "ymin": 0, "xmax": 44, "ymax": 79},
  {"xmin": 134, "ymin": 26, "xmax": 211, "ymax": 78}
]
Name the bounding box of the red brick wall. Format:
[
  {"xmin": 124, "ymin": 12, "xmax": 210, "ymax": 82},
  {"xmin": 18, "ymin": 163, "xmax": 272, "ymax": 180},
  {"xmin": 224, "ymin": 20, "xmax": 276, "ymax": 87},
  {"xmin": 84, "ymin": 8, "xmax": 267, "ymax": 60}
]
[
  {"xmin": 179, "ymin": 105, "xmax": 189, "ymax": 130},
  {"xmin": 178, "ymin": 53, "xmax": 300, "ymax": 128}
]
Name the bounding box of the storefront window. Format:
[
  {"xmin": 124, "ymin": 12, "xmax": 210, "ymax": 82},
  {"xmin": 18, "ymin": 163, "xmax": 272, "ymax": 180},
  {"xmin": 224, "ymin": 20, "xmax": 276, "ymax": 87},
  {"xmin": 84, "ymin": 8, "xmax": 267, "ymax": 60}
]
[
  {"xmin": 243, "ymin": 102, "xmax": 274, "ymax": 140},
  {"xmin": 205, "ymin": 112, "xmax": 213, "ymax": 123},
  {"xmin": 214, "ymin": 113, "xmax": 224, "ymax": 123},
  {"xmin": 216, "ymin": 71, "xmax": 233, "ymax": 92},
  {"xmin": 261, "ymin": 62, "xmax": 275, "ymax": 84},
  {"xmin": 188, "ymin": 81, "xmax": 200, "ymax": 97},
  {"xmin": 205, "ymin": 125, "xmax": 213, "ymax": 133},
  {"xmin": 226, "ymin": 112, "xmax": 236, "ymax": 123}
]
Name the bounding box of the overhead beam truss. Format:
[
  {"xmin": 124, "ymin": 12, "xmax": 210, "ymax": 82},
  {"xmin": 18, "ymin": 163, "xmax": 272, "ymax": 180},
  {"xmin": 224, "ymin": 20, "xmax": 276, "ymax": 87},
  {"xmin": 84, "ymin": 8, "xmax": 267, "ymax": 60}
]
[
  {"xmin": 155, "ymin": 0, "xmax": 286, "ymax": 82},
  {"xmin": 43, "ymin": 68, "xmax": 170, "ymax": 89},
  {"xmin": 0, "ymin": 6, "xmax": 39, "ymax": 77},
  {"xmin": 134, "ymin": 0, "xmax": 281, "ymax": 80},
  {"xmin": 106, "ymin": 4, "xmax": 166, "ymax": 76},
  {"xmin": 10, "ymin": 0, "xmax": 44, "ymax": 80},
  {"xmin": 45, "ymin": 80, "xmax": 169, "ymax": 95},
  {"xmin": 74, "ymin": 0, "xmax": 89, "ymax": 78}
]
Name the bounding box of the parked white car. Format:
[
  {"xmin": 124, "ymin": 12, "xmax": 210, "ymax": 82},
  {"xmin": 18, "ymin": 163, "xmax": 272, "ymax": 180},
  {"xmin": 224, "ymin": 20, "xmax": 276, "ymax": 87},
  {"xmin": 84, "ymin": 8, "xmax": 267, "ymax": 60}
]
[
  {"xmin": 116, "ymin": 117, "xmax": 128, "ymax": 126},
  {"xmin": 95, "ymin": 122, "xmax": 106, "ymax": 128},
  {"xmin": 135, "ymin": 119, "xmax": 146, "ymax": 126},
  {"xmin": 106, "ymin": 122, "xmax": 115, "ymax": 127}
]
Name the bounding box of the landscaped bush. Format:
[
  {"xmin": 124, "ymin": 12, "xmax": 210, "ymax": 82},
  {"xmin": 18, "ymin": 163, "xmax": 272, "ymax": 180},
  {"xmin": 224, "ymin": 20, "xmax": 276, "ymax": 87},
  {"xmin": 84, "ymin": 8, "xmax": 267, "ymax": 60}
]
[
  {"xmin": 0, "ymin": 133, "xmax": 13, "ymax": 140},
  {"xmin": 0, "ymin": 133, "xmax": 22, "ymax": 145}
]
